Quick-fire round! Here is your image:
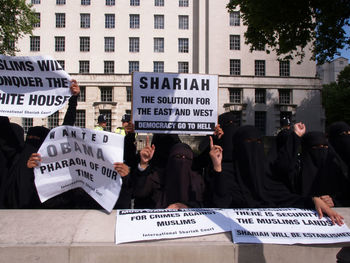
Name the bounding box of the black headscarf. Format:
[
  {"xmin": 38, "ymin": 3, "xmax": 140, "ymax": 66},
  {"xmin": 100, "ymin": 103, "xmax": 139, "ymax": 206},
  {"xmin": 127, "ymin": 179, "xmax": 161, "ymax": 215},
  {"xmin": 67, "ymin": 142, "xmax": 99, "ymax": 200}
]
[
  {"xmin": 161, "ymin": 143, "xmax": 204, "ymax": 207},
  {"xmin": 150, "ymin": 134, "xmax": 181, "ymax": 168},
  {"xmin": 328, "ymin": 121, "xmax": 350, "ymax": 167},
  {"xmin": 218, "ymin": 111, "xmax": 239, "ymax": 162}
]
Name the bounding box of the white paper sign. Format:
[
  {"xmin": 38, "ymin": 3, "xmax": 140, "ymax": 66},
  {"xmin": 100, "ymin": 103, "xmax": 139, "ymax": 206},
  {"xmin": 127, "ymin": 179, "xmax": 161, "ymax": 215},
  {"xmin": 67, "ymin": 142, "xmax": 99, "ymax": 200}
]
[
  {"xmin": 227, "ymin": 208, "xmax": 350, "ymax": 244},
  {"xmin": 132, "ymin": 72, "xmax": 218, "ymax": 134},
  {"xmin": 34, "ymin": 126, "xmax": 124, "ymax": 213},
  {"xmin": 0, "ymin": 55, "xmax": 72, "ymax": 117},
  {"xmin": 115, "ymin": 208, "xmax": 231, "ymax": 244}
]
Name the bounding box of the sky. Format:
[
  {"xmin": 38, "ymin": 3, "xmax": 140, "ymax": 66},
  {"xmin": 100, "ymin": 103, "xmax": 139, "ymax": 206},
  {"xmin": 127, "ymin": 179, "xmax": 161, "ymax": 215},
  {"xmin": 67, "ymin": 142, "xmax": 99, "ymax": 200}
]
[{"xmin": 334, "ymin": 25, "xmax": 350, "ymax": 60}]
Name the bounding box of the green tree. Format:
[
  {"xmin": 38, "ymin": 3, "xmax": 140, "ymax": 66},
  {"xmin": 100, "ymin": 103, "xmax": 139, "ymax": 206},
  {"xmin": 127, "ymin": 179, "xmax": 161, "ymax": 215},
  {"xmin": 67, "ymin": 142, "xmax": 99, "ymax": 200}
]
[
  {"xmin": 227, "ymin": 0, "xmax": 350, "ymax": 63},
  {"xmin": 0, "ymin": 0, "xmax": 38, "ymax": 55},
  {"xmin": 322, "ymin": 65, "xmax": 350, "ymax": 126}
]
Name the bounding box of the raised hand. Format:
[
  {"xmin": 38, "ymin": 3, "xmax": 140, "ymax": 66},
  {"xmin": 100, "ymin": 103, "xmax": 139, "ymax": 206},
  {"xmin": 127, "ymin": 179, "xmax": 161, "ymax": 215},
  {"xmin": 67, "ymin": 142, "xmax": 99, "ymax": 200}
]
[
  {"xmin": 214, "ymin": 124, "xmax": 224, "ymax": 139},
  {"xmin": 294, "ymin": 122, "xmax": 306, "ymax": 137},
  {"xmin": 70, "ymin": 79, "xmax": 80, "ymax": 96},
  {"xmin": 140, "ymin": 136, "xmax": 155, "ymax": 169},
  {"xmin": 209, "ymin": 136, "xmax": 223, "ymax": 172}
]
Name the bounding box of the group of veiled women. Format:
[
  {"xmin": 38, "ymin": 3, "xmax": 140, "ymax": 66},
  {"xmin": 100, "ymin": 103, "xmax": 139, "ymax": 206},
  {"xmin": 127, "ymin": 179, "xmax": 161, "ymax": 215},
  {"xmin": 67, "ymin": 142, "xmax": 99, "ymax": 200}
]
[{"xmin": 0, "ymin": 83, "xmax": 349, "ymax": 225}]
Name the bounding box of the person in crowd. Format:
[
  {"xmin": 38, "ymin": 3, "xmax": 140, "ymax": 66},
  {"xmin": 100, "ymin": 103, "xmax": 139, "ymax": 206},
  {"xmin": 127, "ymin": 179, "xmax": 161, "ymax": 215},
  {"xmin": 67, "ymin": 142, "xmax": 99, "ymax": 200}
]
[
  {"xmin": 271, "ymin": 122, "xmax": 348, "ymax": 207},
  {"xmin": 209, "ymin": 125, "xmax": 344, "ymax": 225},
  {"xmin": 131, "ymin": 136, "xmax": 205, "ymax": 209},
  {"xmin": 326, "ymin": 121, "xmax": 350, "ymax": 206},
  {"xmin": 94, "ymin": 114, "xmax": 107, "ymax": 131},
  {"xmin": 0, "ymin": 80, "xmax": 80, "ymax": 208}
]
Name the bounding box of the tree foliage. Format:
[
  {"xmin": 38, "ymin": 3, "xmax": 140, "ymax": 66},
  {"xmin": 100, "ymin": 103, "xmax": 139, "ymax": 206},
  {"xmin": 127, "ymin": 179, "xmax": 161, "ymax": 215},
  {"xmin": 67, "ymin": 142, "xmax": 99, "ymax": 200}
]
[
  {"xmin": 322, "ymin": 65, "xmax": 350, "ymax": 126},
  {"xmin": 0, "ymin": 0, "xmax": 38, "ymax": 55},
  {"xmin": 227, "ymin": 0, "xmax": 350, "ymax": 64}
]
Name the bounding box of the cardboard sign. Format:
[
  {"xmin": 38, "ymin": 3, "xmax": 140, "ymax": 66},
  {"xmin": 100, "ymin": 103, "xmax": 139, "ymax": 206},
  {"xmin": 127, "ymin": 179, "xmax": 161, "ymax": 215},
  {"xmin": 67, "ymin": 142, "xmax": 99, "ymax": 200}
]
[
  {"xmin": 0, "ymin": 55, "xmax": 71, "ymax": 117},
  {"xmin": 34, "ymin": 126, "xmax": 124, "ymax": 212},
  {"xmin": 132, "ymin": 72, "xmax": 218, "ymax": 134}
]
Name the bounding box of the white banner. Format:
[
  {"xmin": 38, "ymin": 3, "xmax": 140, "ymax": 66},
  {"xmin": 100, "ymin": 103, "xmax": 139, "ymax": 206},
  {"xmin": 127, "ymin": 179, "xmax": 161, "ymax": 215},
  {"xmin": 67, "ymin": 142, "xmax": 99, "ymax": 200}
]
[
  {"xmin": 115, "ymin": 208, "xmax": 231, "ymax": 244},
  {"xmin": 0, "ymin": 55, "xmax": 72, "ymax": 117},
  {"xmin": 34, "ymin": 126, "xmax": 124, "ymax": 212},
  {"xmin": 132, "ymin": 72, "xmax": 218, "ymax": 134},
  {"xmin": 227, "ymin": 208, "xmax": 350, "ymax": 244},
  {"xmin": 115, "ymin": 208, "xmax": 350, "ymax": 245}
]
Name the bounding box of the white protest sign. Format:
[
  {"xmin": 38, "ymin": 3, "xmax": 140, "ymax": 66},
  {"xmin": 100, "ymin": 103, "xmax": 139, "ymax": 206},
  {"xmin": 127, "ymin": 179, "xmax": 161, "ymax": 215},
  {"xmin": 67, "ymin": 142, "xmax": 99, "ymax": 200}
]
[
  {"xmin": 34, "ymin": 126, "xmax": 124, "ymax": 213},
  {"xmin": 227, "ymin": 208, "xmax": 350, "ymax": 244},
  {"xmin": 0, "ymin": 55, "xmax": 72, "ymax": 117},
  {"xmin": 132, "ymin": 72, "xmax": 218, "ymax": 134},
  {"xmin": 115, "ymin": 208, "xmax": 231, "ymax": 244}
]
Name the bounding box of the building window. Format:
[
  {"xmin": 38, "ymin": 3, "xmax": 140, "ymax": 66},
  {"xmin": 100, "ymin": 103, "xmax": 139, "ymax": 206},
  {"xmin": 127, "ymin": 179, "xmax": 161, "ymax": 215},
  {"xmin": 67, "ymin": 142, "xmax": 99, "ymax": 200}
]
[
  {"xmin": 129, "ymin": 37, "xmax": 139, "ymax": 52},
  {"xmin": 47, "ymin": 111, "xmax": 59, "ymax": 130},
  {"xmin": 179, "ymin": 0, "xmax": 188, "ymax": 7},
  {"xmin": 75, "ymin": 110, "xmax": 86, "ymax": 128},
  {"xmin": 129, "ymin": 61, "xmax": 139, "ymax": 73},
  {"xmin": 155, "ymin": 0, "xmax": 164, "ymax": 6},
  {"xmin": 30, "ymin": 36, "xmax": 40, "ymax": 52},
  {"xmin": 80, "ymin": 37, "xmax": 90, "ymax": 52},
  {"xmin": 106, "ymin": 0, "xmax": 115, "ymax": 5},
  {"xmin": 229, "ymin": 88, "xmax": 242, "ymax": 104},
  {"xmin": 229, "ymin": 59, "xmax": 241, "ymax": 76},
  {"xmin": 79, "ymin": 61, "xmax": 90, "ymax": 73},
  {"xmin": 154, "ymin": 38, "xmax": 164, "ymax": 52},
  {"xmin": 104, "ymin": 37, "xmax": 115, "ymax": 52},
  {"xmin": 230, "ymin": 35, "xmax": 240, "ymax": 50},
  {"xmin": 99, "ymin": 110, "xmax": 112, "ymax": 131},
  {"xmin": 229, "ymin": 11, "xmax": 240, "ymax": 26},
  {"xmin": 279, "ymin": 61, "xmax": 290, "ymax": 77},
  {"xmin": 255, "ymin": 89, "xmax": 266, "ymax": 104},
  {"xmin": 22, "ymin": 118, "xmax": 33, "ymax": 134},
  {"xmin": 55, "ymin": 13, "xmax": 65, "ymax": 28},
  {"xmin": 178, "ymin": 62, "xmax": 189, "ymax": 73},
  {"xmin": 78, "ymin": 86, "xmax": 86, "ymax": 102},
  {"xmin": 80, "ymin": 14, "xmax": 90, "ymax": 28},
  {"xmin": 105, "ymin": 14, "xmax": 115, "ymax": 28},
  {"xmin": 100, "ymin": 87, "xmax": 113, "ymax": 102},
  {"xmin": 55, "ymin": 36, "xmax": 65, "ymax": 52},
  {"xmin": 33, "ymin": 13, "xmax": 40, "ymax": 27},
  {"xmin": 130, "ymin": 14, "xmax": 140, "ymax": 28},
  {"xmin": 57, "ymin": 60, "xmax": 65, "ymax": 70},
  {"xmin": 255, "ymin": 111, "xmax": 266, "ymax": 135},
  {"xmin": 179, "ymin": 15, "xmax": 189, "ymax": 30},
  {"xmin": 178, "ymin": 38, "xmax": 189, "ymax": 53},
  {"xmin": 153, "ymin": 61, "xmax": 164, "ymax": 73},
  {"xmin": 104, "ymin": 61, "xmax": 115, "ymax": 74},
  {"xmin": 130, "ymin": 0, "xmax": 140, "ymax": 6},
  {"xmin": 279, "ymin": 89, "xmax": 292, "ymax": 104},
  {"xmin": 154, "ymin": 15, "xmax": 164, "ymax": 29},
  {"xmin": 81, "ymin": 0, "xmax": 90, "ymax": 5},
  {"xmin": 56, "ymin": 0, "xmax": 66, "ymax": 4},
  {"xmin": 31, "ymin": 0, "xmax": 40, "ymax": 4},
  {"xmin": 255, "ymin": 60, "xmax": 265, "ymax": 76},
  {"xmin": 126, "ymin": 86, "xmax": 132, "ymax": 102}
]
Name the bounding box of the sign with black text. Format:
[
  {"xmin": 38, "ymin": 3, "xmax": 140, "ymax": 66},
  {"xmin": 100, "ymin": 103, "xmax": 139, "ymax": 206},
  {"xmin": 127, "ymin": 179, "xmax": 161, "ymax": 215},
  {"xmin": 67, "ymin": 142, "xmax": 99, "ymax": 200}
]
[
  {"xmin": 227, "ymin": 208, "xmax": 350, "ymax": 244},
  {"xmin": 132, "ymin": 72, "xmax": 218, "ymax": 134},
  {"xmin": 0, "ymin": 55, "xmax": 72, "ymax": 117},
  {"xmin": 34, "ymin": 126, "xmax": 124, "ymax": 213},
  {"xmin": 115, "ymin": 208, "xmax": 231, "ymax": 244}
]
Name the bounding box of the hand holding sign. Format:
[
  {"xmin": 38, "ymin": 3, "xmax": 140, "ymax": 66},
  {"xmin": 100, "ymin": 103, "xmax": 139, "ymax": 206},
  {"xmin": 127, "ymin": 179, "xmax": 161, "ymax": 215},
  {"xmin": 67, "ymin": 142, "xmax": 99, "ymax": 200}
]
[
  {"xmin": 114, "ymin": 163, "xmax": 130, "ymax": 177},
  {"xmin": 214, "ymin": 124, "xmax": 224, "ymax": 139},
  {"xmin": 140, "ymin": 136, "xmax": 155, "ymax": 169},
  {"xmin": 69, "ymin": 79, "xmax": 80, "ymax": 96},
  {"xmin": 209, "ymin": 136, "xmax": 223, "ymax": 172},
  {"xmin": 27, "ymin": 153, "xmax": 42, "ymax": 169},
  {"xmin": 313, "ymin": 197, "xmax": 344, "ymax": 226}
]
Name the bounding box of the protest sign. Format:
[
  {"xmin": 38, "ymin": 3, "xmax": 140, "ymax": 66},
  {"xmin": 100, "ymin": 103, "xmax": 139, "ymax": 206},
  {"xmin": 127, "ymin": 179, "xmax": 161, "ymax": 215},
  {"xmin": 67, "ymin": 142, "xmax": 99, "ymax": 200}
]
[
  {"xmin": 34, "ymin": 126, "xmax": 124, "ymax": 212},
  {"xmin": 227, "ymin": 208, "xmax": 350, "ymax": 244},
  {"xmin": 115, "ymin": 208, "xmax": 231, "ymax": 244},
  {"xmin": 132, "ymin": 72, "xmax": 218, "ymax": 134},
  {"xmin": 0, "ymin": 55, "xmax": 72, "ymax": 117}
]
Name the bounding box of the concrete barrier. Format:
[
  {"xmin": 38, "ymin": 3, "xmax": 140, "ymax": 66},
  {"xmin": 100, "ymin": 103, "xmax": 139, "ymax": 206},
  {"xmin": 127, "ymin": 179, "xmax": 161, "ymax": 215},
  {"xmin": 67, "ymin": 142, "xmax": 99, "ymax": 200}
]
[{"xmin": 0, "ymin": 208, "xmax": 349, "ymax": 263}]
